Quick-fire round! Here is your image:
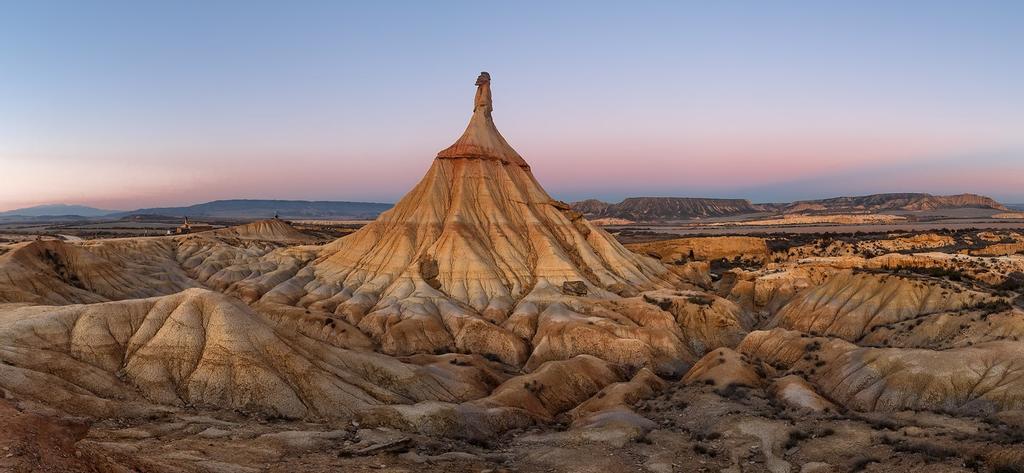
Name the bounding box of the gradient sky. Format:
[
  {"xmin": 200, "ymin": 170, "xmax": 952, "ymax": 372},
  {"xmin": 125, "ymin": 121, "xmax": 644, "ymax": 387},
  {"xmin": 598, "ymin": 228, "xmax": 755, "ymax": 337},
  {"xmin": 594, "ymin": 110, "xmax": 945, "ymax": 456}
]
[{"xmin": 2, "ymin": 1, "xmax": 1022, "ymax": 211}]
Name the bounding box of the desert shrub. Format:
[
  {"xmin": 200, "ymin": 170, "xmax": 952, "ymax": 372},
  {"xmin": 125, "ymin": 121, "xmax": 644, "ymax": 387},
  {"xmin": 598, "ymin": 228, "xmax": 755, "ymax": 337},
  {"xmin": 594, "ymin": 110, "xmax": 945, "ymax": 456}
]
[
  {"xmin": 900, "ymin": 265, "xmax": 967, "ymax": 281},
  {"xmin": 715, "ymin": 383, "xmax": 751, "ymax": 400},
  {"xmin": 976, "ymin": 299, "xmax": 1012, "ymax": 314},
  {"xmin": 865, "ymin": 417, "xmax": 898, "ymax": 431},
  {"xmin": 643, "ymin": 295, "xmax": 673, "ymax": 311},
  {"xmin": 464, "ymin": 436, "xmax": 493, "ymax": 448},
  {"xmin": 692, "ymin": 442, "xmax": 717, "ymax": 456},
  {"xmin": 885, "ymin": 437, "xmax": 955, "ymax": 460},
  {"xmin": 997, "ymin": 272, "xmax": 1024, "ymax": 292},
  {"xmin": 985, "ymin": 447, "xmax": 1024, "ymax": 473},
  {"xmin": 687, "ymin": 294, "xmax": 714, "ymax": 306},
  {"xmin": 523, "ymin": 380, "xmax": 544, "ymax": 394},
  {"xmin": 482, "ymin": 353, "xmax": 501, "ymax": 362},
  {"xmin": 849, "ymin": 456, "xmax": 879, "ymax": 472},
  {"xmin": 784, "ymin": 429, "xmax": 812, "ymax": 449},
  {"xmin": 692, "ymin": 431, "xmax": 723, "ymax": 441}
]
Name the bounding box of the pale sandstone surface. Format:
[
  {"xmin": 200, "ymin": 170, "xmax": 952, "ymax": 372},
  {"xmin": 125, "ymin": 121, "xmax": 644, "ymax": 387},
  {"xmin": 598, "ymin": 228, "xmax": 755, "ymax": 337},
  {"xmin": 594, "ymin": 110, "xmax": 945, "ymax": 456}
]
[{"xmin": 769, "ymin": 375, "xmax": 836, "ymax": 413}]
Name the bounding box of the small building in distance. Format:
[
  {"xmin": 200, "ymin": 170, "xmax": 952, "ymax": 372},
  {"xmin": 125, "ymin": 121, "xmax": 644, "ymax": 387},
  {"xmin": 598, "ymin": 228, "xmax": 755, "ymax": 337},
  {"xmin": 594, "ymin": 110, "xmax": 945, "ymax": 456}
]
[{"xmin": 173, "ymin": 216, "xmax": 214, "ymax": 235}]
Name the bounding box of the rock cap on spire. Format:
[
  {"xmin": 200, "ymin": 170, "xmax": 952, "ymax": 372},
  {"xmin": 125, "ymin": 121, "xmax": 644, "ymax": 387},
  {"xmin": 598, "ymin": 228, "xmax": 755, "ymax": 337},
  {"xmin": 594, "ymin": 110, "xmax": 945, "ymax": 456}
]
[{"xmin": 437, "ymin": 72, "xmax": 529, "ymax": 167}]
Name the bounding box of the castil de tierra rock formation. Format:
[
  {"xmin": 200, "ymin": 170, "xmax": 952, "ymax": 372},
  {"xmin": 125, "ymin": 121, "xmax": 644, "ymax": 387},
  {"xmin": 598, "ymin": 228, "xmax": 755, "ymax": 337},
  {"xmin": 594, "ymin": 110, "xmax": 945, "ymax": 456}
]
[{"xmin": 298, "ymin": 71, "xmax": 681, "ymax": 368}]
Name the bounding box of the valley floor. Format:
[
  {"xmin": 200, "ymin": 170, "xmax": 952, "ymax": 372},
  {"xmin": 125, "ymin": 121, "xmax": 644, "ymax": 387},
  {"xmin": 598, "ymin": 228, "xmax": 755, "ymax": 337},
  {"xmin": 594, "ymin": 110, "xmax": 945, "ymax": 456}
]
[{"xmin": 7, "ymin": 382, "xmax": 1023, "ymax": 473}]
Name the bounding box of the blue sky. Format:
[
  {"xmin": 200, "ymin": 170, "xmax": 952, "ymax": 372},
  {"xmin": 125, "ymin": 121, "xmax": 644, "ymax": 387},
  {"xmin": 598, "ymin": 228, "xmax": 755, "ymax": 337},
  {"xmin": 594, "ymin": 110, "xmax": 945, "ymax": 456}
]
[{"xmin": 1, "ymin": 1, "xmax": 1022, "ymax": 210}]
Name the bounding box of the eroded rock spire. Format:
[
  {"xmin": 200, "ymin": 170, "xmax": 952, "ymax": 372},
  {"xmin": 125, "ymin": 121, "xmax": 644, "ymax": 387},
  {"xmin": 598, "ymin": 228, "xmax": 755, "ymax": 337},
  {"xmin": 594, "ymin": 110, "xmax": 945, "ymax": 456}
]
[
  {"xmin": 437, "ymin": 71, "xmax": 528, "ymax": 167},
  {"xmin": 474, "ymin": 71, "xmax": 492, "ymax": 114}
]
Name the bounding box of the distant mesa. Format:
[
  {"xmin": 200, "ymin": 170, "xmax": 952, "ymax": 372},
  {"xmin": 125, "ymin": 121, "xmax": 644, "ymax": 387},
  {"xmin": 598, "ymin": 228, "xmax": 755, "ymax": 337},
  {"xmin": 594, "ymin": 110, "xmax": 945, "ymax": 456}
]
[
  {"xmin": 573, "ymin": 197, "xmax": 760, "ymax": 222},
  {"xmin": 574, "ymin": 192, "xmax": 1008, "ymax": 223},
  {"xmin": 777, "ymin": 192, "xmax": 1007, "ymax": 213}
]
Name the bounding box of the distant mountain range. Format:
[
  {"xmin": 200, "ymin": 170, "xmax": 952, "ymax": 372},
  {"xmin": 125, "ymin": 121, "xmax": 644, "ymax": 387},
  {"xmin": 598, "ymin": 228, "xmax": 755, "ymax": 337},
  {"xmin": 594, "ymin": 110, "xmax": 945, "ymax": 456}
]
[
  {"xmin": 0, "ymin": 204, "xmax": 117, "ymax": 217},
  {"xmin": 112, "ymin": 199, "xmax": 394, "ymax": 220},
  {"xmin": 774, "ymin": 193, "xmax": 1007, "ymax": 214},
  {"xmin": 573, "ymin": 193, "xmax": 1008, "ymax": 222},
  {"xmin": 0, "ymin": 200, "xmax": 394, "ymax": 221},
  {"xmin": 2, "ymin": 193, "xmax": 1011, "ymax": 223}
]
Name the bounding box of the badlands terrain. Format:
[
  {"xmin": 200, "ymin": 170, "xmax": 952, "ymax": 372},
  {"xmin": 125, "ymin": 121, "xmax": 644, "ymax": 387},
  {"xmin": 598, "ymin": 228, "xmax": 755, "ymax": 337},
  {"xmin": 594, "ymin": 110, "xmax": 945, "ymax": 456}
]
[{"xmin": 3, "ymin": 75, "xmax": 1024, "ymax": 473}]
